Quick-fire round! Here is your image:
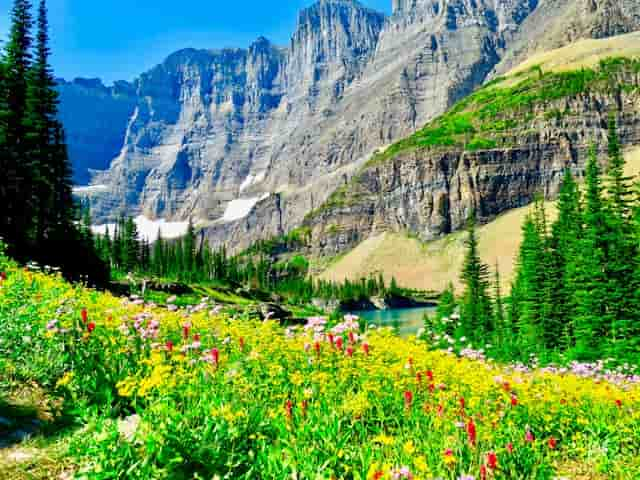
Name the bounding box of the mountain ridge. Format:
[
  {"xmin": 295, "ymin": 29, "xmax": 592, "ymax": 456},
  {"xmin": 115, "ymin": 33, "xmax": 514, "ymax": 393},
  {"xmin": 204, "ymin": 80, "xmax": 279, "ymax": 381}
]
[{"xmin": 61, "ymin": 0, "xmax": 640, "ymax": 253}]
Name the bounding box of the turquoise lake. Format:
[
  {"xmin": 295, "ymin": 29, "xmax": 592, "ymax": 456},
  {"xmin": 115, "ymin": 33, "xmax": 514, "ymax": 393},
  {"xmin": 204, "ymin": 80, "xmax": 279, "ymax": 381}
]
[{"xmin": 353, "ymin": 306, "xmax": 437, "ymax": 337}]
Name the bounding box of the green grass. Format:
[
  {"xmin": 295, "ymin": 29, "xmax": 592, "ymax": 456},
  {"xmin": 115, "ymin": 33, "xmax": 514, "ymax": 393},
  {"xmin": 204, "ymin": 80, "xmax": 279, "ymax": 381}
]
[{"xmin": 365, "ymin": 57, "xmax": 640, "ymax": 168}]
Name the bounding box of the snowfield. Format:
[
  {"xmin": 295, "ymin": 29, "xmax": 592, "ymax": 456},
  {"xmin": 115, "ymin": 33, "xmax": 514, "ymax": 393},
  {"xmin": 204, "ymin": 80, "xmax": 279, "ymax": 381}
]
[
  {"xmin": 92, "ymin": 216, "xmax": 190, "ymax": 242},
  {"xmin": 222, "ymin": 194, "xmax": 269, "ymax": 222}
]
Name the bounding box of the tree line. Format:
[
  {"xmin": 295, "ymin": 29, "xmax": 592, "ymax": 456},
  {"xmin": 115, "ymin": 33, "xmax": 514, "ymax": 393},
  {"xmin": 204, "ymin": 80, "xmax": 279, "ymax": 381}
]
[
  {"xmin": 91, "ymin": 215, "xmax": 403, "ymax": 305},
  {"xmin": 436, "ymin": 116, "xmax": 640, "ymax": 363},
  {"xmin": 0, "ymin": 0, "xmax": 108, "ymax": 282}
]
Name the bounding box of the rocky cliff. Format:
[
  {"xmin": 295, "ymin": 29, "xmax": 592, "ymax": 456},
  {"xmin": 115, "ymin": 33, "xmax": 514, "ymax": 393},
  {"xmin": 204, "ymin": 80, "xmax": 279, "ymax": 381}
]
[
  {"xmin": 62, "ymin": 0, "xmax": 640, "ymax": 252},
  {"xmin": 56, "ymin": 78, "xmax": 137, "ymax": 184},
  {"xmin": 302, "ymin": 58, "xmax": 640, "ymax": 256}
]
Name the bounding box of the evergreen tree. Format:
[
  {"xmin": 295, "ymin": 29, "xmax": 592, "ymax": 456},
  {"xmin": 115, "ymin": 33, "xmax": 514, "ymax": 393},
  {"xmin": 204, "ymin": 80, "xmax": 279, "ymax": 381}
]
[
  {"xmin": 569, "ymin": 146, "xmax": 608, "ymax": 359},
  {"xmin": 460, "ymin": 217, "xmax": 492, "ymax": 343},
  {"xmin": 26, "ymin": 0, "xmax": 60, "ymax": 244},
  {"xmin": 1, "ymin": 0, "xmax": 34, "ymax": 255},
  {"xmin": 123, "ymin": 217, "xmax": 139, "ymax": 273}
]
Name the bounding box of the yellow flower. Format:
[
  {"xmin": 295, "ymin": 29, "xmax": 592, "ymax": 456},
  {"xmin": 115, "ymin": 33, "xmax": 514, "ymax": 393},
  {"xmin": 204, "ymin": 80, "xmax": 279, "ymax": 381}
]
[
  {"xmin": 372, "ymin": 433, "xmax": 394, "ymax": 446},
  {"xmin": 56, "ymin": 371, "xmax": 74, "ymax": 388},
  {"xmin": 403, "ymin": 440, "xmax": 416, "ymax": 455}
]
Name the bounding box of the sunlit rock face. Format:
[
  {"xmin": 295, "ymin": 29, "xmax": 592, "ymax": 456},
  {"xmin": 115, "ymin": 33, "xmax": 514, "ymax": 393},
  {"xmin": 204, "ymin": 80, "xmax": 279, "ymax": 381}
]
[{"xmin": 59, "ymin": 0, "xmax": 640, "ymax": 251}]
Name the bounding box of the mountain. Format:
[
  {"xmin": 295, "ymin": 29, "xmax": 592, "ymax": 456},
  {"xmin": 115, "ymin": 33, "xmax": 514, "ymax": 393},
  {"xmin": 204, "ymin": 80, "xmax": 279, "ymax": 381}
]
[
  {"xmin": 62, "ymin": 0, "xmax": 640, "ymax": 251},
  {"xmin": 303, "ymin": 32, "xmax": 640, "ymax": 285},
  {"xmin": 56, "ymin": 78, "xmax": 137, "ymax": 184}
]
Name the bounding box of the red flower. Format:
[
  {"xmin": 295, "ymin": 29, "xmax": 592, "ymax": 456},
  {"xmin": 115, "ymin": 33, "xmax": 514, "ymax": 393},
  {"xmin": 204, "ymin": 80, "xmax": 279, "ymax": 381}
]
[
  {"xmin": 81, "ymin": 308, "xmax": 88, "ymax": 324},
  {"xmin": 459, "ymin": 397, "xmax": 466, "ymax": 410},
  {"xmin": 373, "ymin": 472, "xmax": 384, "ymax": 480},
  {"xmin": 211, "ymin": 348, "xmax": 220, "ymax": 365},
  {"xmin": 239, "ymin": 336, "xmax": 245, "ymax": 351},
  {"xmin": 346, "ymin": 346, "xmax": 354, "ymax": 357},
  {"xmin": 301, "ymin": 399, "xmax": 308, "ymax": 416},
  {"xmin": 437, "ymin": 403, "xmax": 444, "ymax": 417},
  {"xmin": 194, "ymin": 333, "xmax": 201, "ymax": 342},
  {"xmin": 429, "ymin": 383, "xmax": 435, "ymax": 394},
  {"xmin": 416, "ymin": 372, "xmax": 423, "ymax": 384},
  {"xmin": 362, "ymin": 343, "xmax": 370, "ymax": 355},
  {"xmin": 336, "ymin": 337, "xmax": 344, "ymax": 350},
  {"xmin": 166, "ymin": 340, "xmax": 174, "ymax": 352},
  {"xmin": 506, "ymin": 442, "xmax": 514, "ymax": 454},
  {"xmin": 511, "ymin": 395, "xmax": 518, "ymax": 407},
  {"xmin": 548, "ymin": 437, "xmax": 557, "ymax": 449},
  {"xmin": 182, "ymin": 325, "xmax": 190, "ymax": 339},
  {"xmin": 348, "ymin": 331, "xmax": 355, "ymax": 344},
  {"xmin": 0, "ymin": 272, "xmax": 6, "ymax": 281},
  {"xmin": 314, "ymin": 341, "xmax": 321, "ymax": 356},
  {"xmin": 466, "ymin": 419, "xmax": 477, "ymax": 447},
  {"xmin": 285, "ymin": 399, "xmax": 293, "ymax": 420},
  {"xmin": 615, "ymin": 399, "xmax": 622, "ymax": 408},
  {"xmin": 487, "ymin": 451, "xmax": 498, "ymax": 469},
  {"xmin": 525, "ymin": 430, "xmax": 535, "ymax": 443},
  {"xmin": 404, "ymin": 390, "xmax": 413, "ymax": 410},
  {"xmin": 503, "ymin": 382, "xmax": 511, "ymax": 392},
  {"xmin": 87, "ymin": 322, "xmax": 96, "ymax": 333},
  {"xmin": 480, "ymin": 465, "xmax": 487, "ymax": 480},
  {"xmin": 328, "ymin": 333, "xmax": 334, "ymax": 346},
  {"xmin": 426, "ymin": 370, "xmax": 434, "ymax": 381}
]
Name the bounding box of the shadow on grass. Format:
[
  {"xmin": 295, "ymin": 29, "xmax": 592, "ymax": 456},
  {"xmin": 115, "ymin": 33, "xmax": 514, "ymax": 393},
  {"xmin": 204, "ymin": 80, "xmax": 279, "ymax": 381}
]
[{"xmin": 0, "ymin": 397, "xmax": 75, "ymax": 450}]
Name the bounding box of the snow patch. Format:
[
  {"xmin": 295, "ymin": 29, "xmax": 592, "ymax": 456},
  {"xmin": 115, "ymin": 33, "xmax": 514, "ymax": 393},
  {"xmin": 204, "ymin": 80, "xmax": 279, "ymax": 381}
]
[
  {"xmin": 222, "ymin": 194, "xmax": 269, "ymax": 222},
  {"xmin": 239, "ymin": 171, "xmax": 266, "ymax": 193},
  {"xmin": 73, "ymin": 184, "xmax": 108, "ymax": 195},
  {"xmin": 91, "ymin": 216, "xmax": 190, "ymax": 243}
]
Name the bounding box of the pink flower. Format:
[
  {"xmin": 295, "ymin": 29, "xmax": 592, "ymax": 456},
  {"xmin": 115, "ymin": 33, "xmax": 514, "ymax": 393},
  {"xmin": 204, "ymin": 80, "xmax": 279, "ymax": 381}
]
[
  {"xmin": 211, "ymin": 348, "xmax": 219, "ymax": 365},
  {"xmin": 467, "ymin": 419, "xmax": 477, "ymax": 447},
  {"xmin": 404, "ymin": 390, "xmax": 413, "ymax": 410},
  {"xmin": 487, "ymin": 451, "xmax": 498, "ymax": 469},
  {"xmin": 525, "ymin": 430, "xmax": 535, "ymax": 443}
]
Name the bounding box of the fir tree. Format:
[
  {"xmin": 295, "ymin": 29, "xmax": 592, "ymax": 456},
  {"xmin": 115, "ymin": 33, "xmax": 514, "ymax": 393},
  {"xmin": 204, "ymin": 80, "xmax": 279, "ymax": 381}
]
[
  {"xmin": 460, "ymin": 217, "xmax": 492, "ymax": 343},
  {"xmin": 1, "ymin": 0, "xmax": 34, "ymax": 254}
]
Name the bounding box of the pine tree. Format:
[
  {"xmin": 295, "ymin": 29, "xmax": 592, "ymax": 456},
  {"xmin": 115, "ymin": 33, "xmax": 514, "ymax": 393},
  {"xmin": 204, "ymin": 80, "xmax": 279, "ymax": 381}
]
[
  {"xmin": 123, "ymin": 217, "xmax": 140, "ymax": 273},
  {"xmin": 550, "ymin": 169, "xmax": 583, "ymax": 348},
  {"xmin": 569, "ymin": 146, "xmax": 608, "ymax": 359},
  {"xmin": 460, "ymin": 217, "xmax": 492, "ymax": 343},
  {"xmin": 26, "ymin": 0, "xmax": 59, "ymax": 244},
  {"xmin": 603, "ymin": 115, "xmax": 637, "ymax": 356},
  {"xmin": 1, "ymin": 0, "xmax": 34, "ymax": 255},
  {"xmin": 493, "ymin": 261, "xmax": 505, "ymax": 335}
]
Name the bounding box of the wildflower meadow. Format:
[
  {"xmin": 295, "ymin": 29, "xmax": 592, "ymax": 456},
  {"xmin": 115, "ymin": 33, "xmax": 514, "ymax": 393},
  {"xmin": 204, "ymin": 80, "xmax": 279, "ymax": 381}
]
[{"xmin": 1, "ymin": 245, "xmax": 639, "ymax": 479}]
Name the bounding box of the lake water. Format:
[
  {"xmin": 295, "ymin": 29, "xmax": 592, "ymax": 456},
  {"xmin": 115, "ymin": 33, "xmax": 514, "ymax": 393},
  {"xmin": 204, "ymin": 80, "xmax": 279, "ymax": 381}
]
[{"xmin": 353, "ymin": 306, "xmax": 437, "ymax": 337}]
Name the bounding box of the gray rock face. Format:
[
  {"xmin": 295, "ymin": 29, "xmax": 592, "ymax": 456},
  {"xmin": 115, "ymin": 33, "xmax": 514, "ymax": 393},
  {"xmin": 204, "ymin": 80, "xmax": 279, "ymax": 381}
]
[
  {"xmin": 303, "ymin": 80, "xmax": 640, "ymax": 257},
  {"xmin": 63, "ymin": 0, "xmax": 640, "ymax": 252},
  {"xmin": 56, "ymin": 78, "xmax": 137, "ymax": 184}
]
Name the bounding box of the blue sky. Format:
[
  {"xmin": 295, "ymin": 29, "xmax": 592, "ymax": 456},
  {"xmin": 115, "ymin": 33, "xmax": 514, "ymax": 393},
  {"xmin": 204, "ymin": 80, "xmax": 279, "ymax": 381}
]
[{"xmin": 0, "ymin": 0, "xmax": 391, "ymax": 84}]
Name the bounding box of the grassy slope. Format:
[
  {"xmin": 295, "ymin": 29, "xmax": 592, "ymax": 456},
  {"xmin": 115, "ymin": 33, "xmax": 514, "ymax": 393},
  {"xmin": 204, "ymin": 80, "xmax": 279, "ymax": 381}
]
[
  {"xmin": 319, "ymin": 146, "xmax": 640, "ymax": 292},
  {"xmin": 507, "ymin": 31, "xmax": 640, "ymax": 76},
  {"xmin": 318, "ymin": 33, "xmax": 640, "ymax": 292}
]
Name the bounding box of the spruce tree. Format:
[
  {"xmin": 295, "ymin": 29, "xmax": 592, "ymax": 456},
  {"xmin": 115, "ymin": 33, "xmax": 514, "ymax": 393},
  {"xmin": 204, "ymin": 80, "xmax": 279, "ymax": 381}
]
[
  {"xmin": 460, "ymin": 218, "xmax": 492, "ymax": 343},
  {"xmin": 569, "ymin": 146, "xmax": 608, "ymax": 359},
  {"xmin": 1, "ymin": 0, "xmax": 34, "ymax": 255},
  {"xmin": 26, "ymin": 0, "xmax": 59, "ymax": 244}
]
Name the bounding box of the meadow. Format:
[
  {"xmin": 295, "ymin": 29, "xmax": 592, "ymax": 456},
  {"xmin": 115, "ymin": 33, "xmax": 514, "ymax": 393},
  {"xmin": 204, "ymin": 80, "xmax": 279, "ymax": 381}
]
[{"xmin": 1, "ymin": 245, "xmax": 639, "ymax": 479}]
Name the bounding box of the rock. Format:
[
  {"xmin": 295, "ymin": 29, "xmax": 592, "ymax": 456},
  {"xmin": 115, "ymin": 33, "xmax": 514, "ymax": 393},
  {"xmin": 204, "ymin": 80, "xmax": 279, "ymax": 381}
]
[
  {"xmin": 258, "ymin": 303, "xmax": 292, "ymax": 321},
  {"xmin": 59, "ymin": 0, "xmax": 640, "ymax": 252}
]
